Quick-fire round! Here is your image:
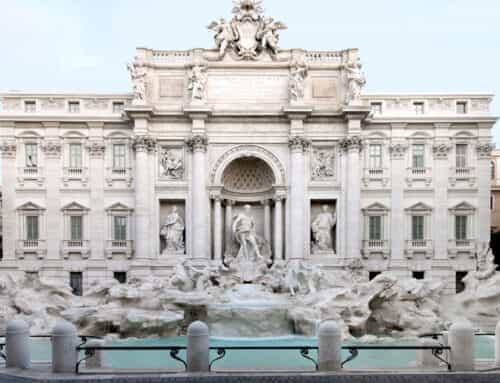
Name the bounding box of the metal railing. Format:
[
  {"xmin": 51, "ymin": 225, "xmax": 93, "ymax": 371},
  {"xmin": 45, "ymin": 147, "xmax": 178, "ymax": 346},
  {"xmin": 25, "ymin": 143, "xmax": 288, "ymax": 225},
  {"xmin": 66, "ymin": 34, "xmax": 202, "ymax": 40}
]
[
  {"xmin": 76, "ymin": 344, "xmax": 187, "ymax": 374},
  {"xmin": 453, "ymin": 167, "xmax": 474, "ymax": 177},
  {"xmin": 19, "ymin": 166, "xmax": 42, "ymax": 177},
  {"xmin": 63, "ymin": 167, "xmax": 88, "ymax": 179}
]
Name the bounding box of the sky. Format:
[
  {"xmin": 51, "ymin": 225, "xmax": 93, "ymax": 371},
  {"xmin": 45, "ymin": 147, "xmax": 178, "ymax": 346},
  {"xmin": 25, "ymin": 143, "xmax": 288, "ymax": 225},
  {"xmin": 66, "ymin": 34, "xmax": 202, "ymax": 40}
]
[{"xmin": 0, "ymin": 0, "xmax": 498, "ymax": 142}]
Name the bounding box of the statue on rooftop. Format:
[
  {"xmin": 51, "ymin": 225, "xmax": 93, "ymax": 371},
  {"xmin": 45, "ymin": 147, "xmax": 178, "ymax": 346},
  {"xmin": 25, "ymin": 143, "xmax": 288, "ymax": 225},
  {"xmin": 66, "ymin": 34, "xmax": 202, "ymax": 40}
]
[{"xmin": 127, "ymin": 56, "xmax": 147, "ymax": 105}]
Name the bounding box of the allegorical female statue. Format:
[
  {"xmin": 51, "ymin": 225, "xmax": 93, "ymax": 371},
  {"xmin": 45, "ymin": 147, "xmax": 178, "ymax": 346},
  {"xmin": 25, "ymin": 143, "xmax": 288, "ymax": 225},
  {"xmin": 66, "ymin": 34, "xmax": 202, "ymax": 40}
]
[
  {"xmin": 311, "ymin": 205, "xmax": 336, "ymax": 252},
  {"xmin": 160, "ymin": 206, "xmax": 185, "ymax": 253}
]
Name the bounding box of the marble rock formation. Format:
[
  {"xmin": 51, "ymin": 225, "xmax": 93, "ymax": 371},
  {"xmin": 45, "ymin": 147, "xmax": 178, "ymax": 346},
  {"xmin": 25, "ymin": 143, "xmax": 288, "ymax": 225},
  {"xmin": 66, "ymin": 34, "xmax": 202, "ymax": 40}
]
[{"xmin": 0, "ymin": 259, "xmax": 499, "ymax": 339}]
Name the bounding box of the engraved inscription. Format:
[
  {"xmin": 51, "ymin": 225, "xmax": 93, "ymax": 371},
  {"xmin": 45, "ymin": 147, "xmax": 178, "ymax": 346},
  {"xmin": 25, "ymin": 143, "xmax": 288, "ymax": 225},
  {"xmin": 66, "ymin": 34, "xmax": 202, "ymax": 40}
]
[
  {"xmin": 207, "ymin": 75, "xmax": 289, "ymax": 103},
  {"xmin": 159, "ymin": 78, "xmax": 185, "ymax": 98},
  {"xmin": 312, "ymin": 78, "xmax": 337, "ymax": 99}
]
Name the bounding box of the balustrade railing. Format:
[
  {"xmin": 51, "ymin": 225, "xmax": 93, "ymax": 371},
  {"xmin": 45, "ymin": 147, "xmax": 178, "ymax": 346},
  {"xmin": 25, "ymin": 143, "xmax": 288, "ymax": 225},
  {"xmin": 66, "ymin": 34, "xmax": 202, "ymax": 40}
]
[
  {"xmin": 19, "ymin": 239, "xmax": 44, "ymax": 249},
  {"xmin": 63, "ymin": 240, "xmax": 90, "ymax": 249},
  {"xmin": 406, "ymin": 239, "xmax": 432, "ymax": 249},
  {"xmin": 363, "ymin": 239, "xmax": 387, "ymax": 249},
  {"xmin": 64, "ymin": 167, "xmax": 87, "ymax": 179},
  {"xmin": 19, "ymin": 166, "xmax": 42, "ymax": 178},
  {"xmin": 409, "ymin": 167, "xmax": 430, "ymax": 177}
]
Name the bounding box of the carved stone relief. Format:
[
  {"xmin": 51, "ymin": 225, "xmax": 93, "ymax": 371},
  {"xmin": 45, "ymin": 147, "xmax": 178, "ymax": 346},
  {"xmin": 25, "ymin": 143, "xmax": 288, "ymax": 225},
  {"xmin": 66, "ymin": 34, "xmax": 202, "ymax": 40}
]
[
  {"xmin": 476, "ymin": 142, "xmax": 495, "ymax": 159},
  {"xmin": 311, "ymin": 148, "xmax": 335, "ymax": 180},
  {"xmin": 432, "ymin": 143, "xmax": 452, "ymax": 159},
  {"xmin": 159, "ymin": 147, "xmax": 184, "ymax": 180},
  {"xmin": 41, "ymin": 140, "xmax": 62, "ymax": 159}
]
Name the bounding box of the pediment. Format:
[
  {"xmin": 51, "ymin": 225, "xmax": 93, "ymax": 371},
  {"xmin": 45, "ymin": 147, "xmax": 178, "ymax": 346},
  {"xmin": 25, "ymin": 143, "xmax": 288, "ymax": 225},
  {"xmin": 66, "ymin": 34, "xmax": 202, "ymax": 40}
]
[
  {"xmin": 17, "ymin": 202, "xmax": 45, "ymax": 211},
  {"xmin": 61, "ymin": 202, "xmax": 89, "ymax": 211},
  {"xmin": 363, "ymin": 202, "xmax": 389, "ymax": 211},
  {"xmin": 450, "ymin": 202, "xmax": 475, "ymax": 211},
  {"xmin": 405, "ymin": 202, "xmax": 432, "ymax": 211},
  {"xmin": 106, "ymin": 202, "xmax": 133, "ymax": 212}
]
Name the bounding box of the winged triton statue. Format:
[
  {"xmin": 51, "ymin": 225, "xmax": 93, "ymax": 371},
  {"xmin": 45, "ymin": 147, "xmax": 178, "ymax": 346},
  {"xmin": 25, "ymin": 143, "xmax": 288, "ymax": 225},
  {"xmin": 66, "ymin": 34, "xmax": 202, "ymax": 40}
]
[{"xmin": 208, "ymin": 0, "xmax": 287, "ymax": 60}]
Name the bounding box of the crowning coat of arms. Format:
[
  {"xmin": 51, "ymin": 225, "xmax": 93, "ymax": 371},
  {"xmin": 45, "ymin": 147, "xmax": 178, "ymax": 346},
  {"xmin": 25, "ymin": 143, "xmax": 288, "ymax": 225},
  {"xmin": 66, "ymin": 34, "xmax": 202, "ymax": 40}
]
[{"xmin": 207, "ymin": 0, "xmax": 287, "ymax": 60}]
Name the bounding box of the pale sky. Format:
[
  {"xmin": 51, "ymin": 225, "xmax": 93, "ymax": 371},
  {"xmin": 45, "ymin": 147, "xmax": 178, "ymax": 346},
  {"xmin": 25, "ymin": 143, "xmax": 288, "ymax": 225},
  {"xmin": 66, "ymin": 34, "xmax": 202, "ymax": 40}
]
[{"xmin": 0, "ymin": 0, "xmax": 498, "ymax": 142}]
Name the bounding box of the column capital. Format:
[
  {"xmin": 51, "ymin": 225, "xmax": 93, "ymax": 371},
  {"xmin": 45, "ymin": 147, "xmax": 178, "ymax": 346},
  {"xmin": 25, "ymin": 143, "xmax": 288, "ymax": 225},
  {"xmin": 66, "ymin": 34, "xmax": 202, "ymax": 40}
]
[
  {"xmin": 0, "ymin": 140, "xmax": 17, "ymax": 159},
  {"xmin": 87, "ymin": 140, "xmax": 106, "ymax": 158},
  {"xmin": 225, "ymin": 199, "xmax": 235, "ymax": 207},
  {"xmin": 389, "ymin": 143, "xmax": 408, "ymax": 160},
  {"xmin": 133, "ymin": 135, "xmax": 157, "ymax": 153},
  {"xmin": 186, "ymin": 134, "xmax": 208, "ymax": 153},
  {"xmin": 339, "ymin": 136, "xmax": 363, "ymax": 152},
  {"xmin": 289, "ymin": 136, "xmax": 311, "ymax": 152},
  {"xmin": 476, "ymin": 142, "xmax": 495, "ymax": 159},
  {"xmin": 41, "ymin": 139, "xmax": 62, "ymax": 159},
  {"xmin": 432, "ymin": 141, "xmax": 452, "ymax": 160},
  {"xmin": 260, "ymin": 199, "xmax": 271, "ymax": 206}
]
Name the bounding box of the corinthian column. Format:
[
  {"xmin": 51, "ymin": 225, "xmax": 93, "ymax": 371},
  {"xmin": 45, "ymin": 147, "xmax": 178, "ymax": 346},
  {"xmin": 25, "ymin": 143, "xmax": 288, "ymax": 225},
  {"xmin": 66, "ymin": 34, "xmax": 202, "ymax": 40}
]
[
  {"xmin": 289, "ymin": 136, "xmax": 310, "ymax": 259},
  {"xmin": 186, "ymin": 134, "xmax": 209, "ymax": 259},
  {"xmin": 133, "ymin": 135, "xmax": 156, "ymax": 259},
  {"xmin": 341, "ymin": 135, "xmax": 363, "ymax": 260},
  {"xmin": 212, "ymin": 196, "xmax": 222, "ymax": 261},
  {"xmin": 274, "ymin": 196, "xmax": 284, "ymax": 260}
]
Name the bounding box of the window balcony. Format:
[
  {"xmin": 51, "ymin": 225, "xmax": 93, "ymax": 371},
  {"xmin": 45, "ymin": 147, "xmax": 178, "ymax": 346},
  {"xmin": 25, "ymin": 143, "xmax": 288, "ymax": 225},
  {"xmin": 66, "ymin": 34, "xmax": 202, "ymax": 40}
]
[
  {"xmin": 449, "ymin": 167, "xmax": 475, "ymax": 187},
  {"xmin": 362, "ymin": 168, "xmax": 389, "ymax": 187},
  {"xmin": 405, "ymin": 239, "xmax": 433, "ymax": 259},
  {"xmin": 106, "ymin": 167, "xmax": 133, "ymax": 187},
  {"xmin": 105, "ymin": 240, "xmax": 134, "ymax": 259},
  {"xmin": 448, "ymin": 239, "xmax": 476, "ymax": 259},
  {"xmin": 17, "ymin": 166, "xmax": 44, "ymax": 184},
  {"xmin": 63, "ymin": 167, "xmax": 89, "ymax": 183},
  {"xmin": 61, "ymin": 240, "xmax": 90, "ymax": 259},
  {"xmin": 16, "ymin": 239, "xmax": 46, "ymax": 259},
  {"xmin": 362, "ymin": 240, "xmax": 390, "ymax": 258},
  {"xmin": 406, "ymin": 168, "xmax": 432, "ymax": 187}
]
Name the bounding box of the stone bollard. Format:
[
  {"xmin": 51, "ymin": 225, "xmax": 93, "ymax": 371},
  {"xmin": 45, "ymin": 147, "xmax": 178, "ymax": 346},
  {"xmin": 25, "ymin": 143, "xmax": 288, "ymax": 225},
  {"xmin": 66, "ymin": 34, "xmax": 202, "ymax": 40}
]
[
  {"xmin": 187, "ymin": 321, "xmax": 209, "ymax": 373},
  {"xmin": 495, "ymin": 321, "xmax": 500, "ymax": 367},
  {"xmin": 318, "ymin": 320, "xmax": 342, "ymax": 372},
  {"xmin": 416, "ymin": 338, "xmax": 440, "ymax": 369},
  {"xmin": 85, "ymin": 339, "xmax": 105, "ymax": 369},
  {"xmin": 51, "ymin": 321, "xmax": 79, "ymax": 373},
  {"xmin": 449, "ymin": 321, "xmax": 474, "ymax": 371},
  {"xmin": 6, "ymin": 319, "xmax": 31, "ymax": 369}
]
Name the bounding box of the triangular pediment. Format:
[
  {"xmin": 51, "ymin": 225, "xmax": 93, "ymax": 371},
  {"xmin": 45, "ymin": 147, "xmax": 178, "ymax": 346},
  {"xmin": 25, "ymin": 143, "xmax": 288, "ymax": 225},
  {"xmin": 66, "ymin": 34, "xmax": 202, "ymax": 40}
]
[
  {"xmin": 405, "ymin": 202, "xmax": 433, "ymax": 211},
  {"xmin": 106, "ymin": 202, "xmax": 133, "ymax": 211},
  {"xmin": 61, "ymin": 201, "xmax": 89, "ymax": 211},
  {"xmin": 363, "ymin": 202, "xmax": 389, "ymax": 211},
  {"xmin": 17, "ymin": 202, "xmax": 45, "ymax": 211},
  {"xmin": 450, "ymin": 202, "xmax": 475, "ymax": 211}
]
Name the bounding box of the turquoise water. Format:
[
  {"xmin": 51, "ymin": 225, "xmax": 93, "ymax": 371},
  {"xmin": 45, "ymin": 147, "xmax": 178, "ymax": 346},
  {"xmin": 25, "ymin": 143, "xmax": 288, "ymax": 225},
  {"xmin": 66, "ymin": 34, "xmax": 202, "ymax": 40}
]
[{"xmin": 23, "ymin": 335, "xmax": 496, "ymax": 370}]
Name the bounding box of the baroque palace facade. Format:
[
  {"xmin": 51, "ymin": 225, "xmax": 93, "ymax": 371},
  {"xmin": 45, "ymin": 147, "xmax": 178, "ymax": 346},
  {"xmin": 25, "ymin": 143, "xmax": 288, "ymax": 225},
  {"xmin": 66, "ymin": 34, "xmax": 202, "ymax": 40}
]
[{"xmin": 0, "ymin": 1, "xmax": 496, "ymax": 294}]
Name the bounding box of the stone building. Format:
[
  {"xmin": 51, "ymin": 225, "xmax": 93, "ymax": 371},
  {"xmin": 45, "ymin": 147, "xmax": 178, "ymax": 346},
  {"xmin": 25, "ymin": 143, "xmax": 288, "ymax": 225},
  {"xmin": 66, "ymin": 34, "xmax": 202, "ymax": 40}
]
[
  {"xmin": 0, "ymin": 1, "xmax": 496, "ymax": 294},
  {"xmin": 491, "ymin": 149, "xmax": 500, "ymax": 232}
]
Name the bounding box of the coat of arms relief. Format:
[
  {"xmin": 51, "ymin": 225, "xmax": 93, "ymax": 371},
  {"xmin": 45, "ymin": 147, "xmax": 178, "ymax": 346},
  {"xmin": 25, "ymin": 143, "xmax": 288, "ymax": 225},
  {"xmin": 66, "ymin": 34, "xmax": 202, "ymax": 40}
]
[{"xmin": 207, "ymin": 0, "xmax": 287, "ymax": 60}]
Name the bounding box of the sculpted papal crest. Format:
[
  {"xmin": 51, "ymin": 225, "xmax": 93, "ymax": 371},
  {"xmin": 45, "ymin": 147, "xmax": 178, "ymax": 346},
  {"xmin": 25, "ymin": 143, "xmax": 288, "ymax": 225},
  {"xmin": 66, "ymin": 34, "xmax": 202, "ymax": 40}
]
[{"xmin": 208, "ymin": 0, "xmax": 287, "ymax": 60}]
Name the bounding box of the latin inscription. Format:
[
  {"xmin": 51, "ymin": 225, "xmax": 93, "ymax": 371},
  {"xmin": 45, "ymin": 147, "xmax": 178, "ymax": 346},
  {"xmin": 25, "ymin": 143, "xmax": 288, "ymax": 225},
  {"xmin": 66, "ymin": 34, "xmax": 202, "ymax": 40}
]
[
  {"xmin": 159, "ymin": 78, "xmax": 185, "ymax": 98},
  {"xmin": 208, "ymin": 75, "xmax": 289, "ymax": 103}
]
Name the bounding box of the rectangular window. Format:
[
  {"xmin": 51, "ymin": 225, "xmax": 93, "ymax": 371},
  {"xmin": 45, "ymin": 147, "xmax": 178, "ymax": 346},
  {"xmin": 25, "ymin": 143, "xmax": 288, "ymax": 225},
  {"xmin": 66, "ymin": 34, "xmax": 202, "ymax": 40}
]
[
  {"xmin": 412, "ymin": 144, "xmax": 425, "ymax": 169},
  {"xmin": 411, "ymin": 215, "xmax": 424, "ymax": 240},
  {"xmin": 70, "ymin": 215, "xmax": 83, "ymax": 241},
  {"xmin": 368, "ymin": 216, "xmax": 382, "ymax": 240},
  {"xmin": 414, "ymin": 102, "xmax": 425, "ymax": 115},
  {"xmin": 24, "ymin": 101, "xmax": 36, "ymax": 113},
  {"xmin": 113, "ymin": 102, "xmax": 125, "ymax": 113},
  {"xmin": 114, "ymin": 216, "xmax": 127, "ymax": 241},
  {"xmin": 69, "ymin": 143, "xmax": 82, "ymax": 169},
  {"xmin": 456, "ymin": 102, "xmax": 467, "ymax": 114},
  {"xmin": 26, "ymin": 216, "xmax": 39, "ymax": 240},
  {"xmin": 456, "ymin": 144, "xmax": 467, "ymax": 169},
  {"xmin": 369, "ymin": 144, "xmax": 382, "ymax": 169},
  {"xmin": 413, "ymin": 271, "xmax": 425, "ymax": 280},
  {"xmin": 114, "ymin": 272, "xmax": 127, "ymax": 284},
  {"xmin": 455, "ymin": 215, "xmax": 468, "ymax": 240},
  {"xmin": 70, "ymin": 272, "xmax": 83, "ymax": 296},
  {"xmin": 25, "ymin": 143, "xmax": 38, "ymax": 167},
  {"xmin": 371, "ymin": 102, "xmax": 382, "ymax": 114},
  {"xmin": 68, "ymin": 101, "xmax": 80, "ymax": 113},
  {"xmin": 113, "ymin": 144, "xmax": 127, "ymax": 170}
]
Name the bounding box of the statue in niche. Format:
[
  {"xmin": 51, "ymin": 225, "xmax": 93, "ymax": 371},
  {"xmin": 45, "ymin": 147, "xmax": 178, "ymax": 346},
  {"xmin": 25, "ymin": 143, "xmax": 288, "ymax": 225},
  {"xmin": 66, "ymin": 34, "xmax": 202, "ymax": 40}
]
[
  {"xmin": 289, "ymin": 60, "xmax": 308, "ymax": 102},
  {"xmin": 127, "ymin": 56, "xmax": 147, "ymax": 105},
  {"xmin": 188, "ymin": 66, "xmax": 207, "ymax": 102},
  {"xmin": 312, "ymin": 150, "xmax": 335, "ymax": 179},
  {"xmin": 311, "ymin": 205, "xmax": 336, "ymax": 252},
  {"xmin": 160, "ymin": 149, "xmax": 184, "ymax": 180},
  {"xmin": 232, "ymin": 204, "xmax": 263, "ymax": 262},
  {"xmin": 160, "ymin": 206, "xmax": 185, "ymax": 253},
  {"xmin": 344, "ymin": 59, "xmax": 366, "ymax": 105}
]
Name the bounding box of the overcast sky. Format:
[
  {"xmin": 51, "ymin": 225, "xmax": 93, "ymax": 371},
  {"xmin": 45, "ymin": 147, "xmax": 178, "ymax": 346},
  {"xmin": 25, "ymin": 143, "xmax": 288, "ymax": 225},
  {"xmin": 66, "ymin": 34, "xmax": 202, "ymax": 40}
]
[{"xmin": 0, "ymin": 0, "xmax": 498, "ymax": 141}]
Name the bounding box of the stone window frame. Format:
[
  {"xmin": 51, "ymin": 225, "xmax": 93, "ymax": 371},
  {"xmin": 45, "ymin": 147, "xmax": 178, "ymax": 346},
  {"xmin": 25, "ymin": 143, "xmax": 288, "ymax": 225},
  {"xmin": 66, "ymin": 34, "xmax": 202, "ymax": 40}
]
[
  {"xmin": 61, "ymin": 202, "xmax": 90, "ymax": 241},
  {"xmin": 370, "ymin": 101, "xmax": 383, "ymax": 115},
  {"xmin": 16, "ymin": 132, "xmax": 45, "ymax": 185},
  {"xmin": 404, "ymin": 202, "xmax": 433, "ymax": 241},
  {"xmin": 361, "ymin": 202, "xmax": 390, "ymax": 259},
  {"xmin": 105, "ymin": 203, "xmax": 134, "ymax": 245},
  {"xmin": 104, "ymin": 133, "xmax": 133, "ymax": 186},
  {"xmin": 448, "ymin": 202, "xmax": 476, "ymax": 242},
  {"xmin": 405, "ymin": 133, "xmax": 433, "ymax": 186},
  {"xmin": 62, "ymin": 132, "xmax": 89, "ymax": 183},
  {"xmin": 67, "ymin": 100, "xmax": 81, "ymax": 113},
  {"xmin": 412, "ymin": 100, "xmax": 426, "ymax": 115},
  {"xmin": 23, "ymin": 100, "xmax": 37, "ymax": 113},
  {"xmin": 456, "ymin": 100, "xmax": 468, "ymax": 114},
  {"xmin": 449, "ymin": 132, "xmax": 476, "ymax": 186},
  {"xmin": 362, "ymin": 134, "xmax": 389, "ymax": 185},
  {"xmin": 16, "ymin": 202, "xmax": 47, "ymax": 258}
]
